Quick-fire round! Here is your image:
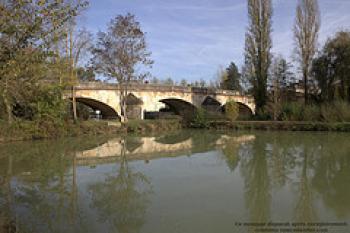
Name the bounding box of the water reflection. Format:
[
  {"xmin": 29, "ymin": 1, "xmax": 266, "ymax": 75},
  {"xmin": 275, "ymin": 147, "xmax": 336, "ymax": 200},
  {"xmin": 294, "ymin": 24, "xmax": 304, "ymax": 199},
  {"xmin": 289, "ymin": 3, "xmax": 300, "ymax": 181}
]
[
  {"xmin": 0, "ymin": 131, "xmax": 349, "ymax": 232},
  {"xmin": 240, "ymin": 136, "xmax": 271, "ymax": 222},
  {"xmin": 89, "ymin": 139, "xmax": 153, "ymax": 233}
]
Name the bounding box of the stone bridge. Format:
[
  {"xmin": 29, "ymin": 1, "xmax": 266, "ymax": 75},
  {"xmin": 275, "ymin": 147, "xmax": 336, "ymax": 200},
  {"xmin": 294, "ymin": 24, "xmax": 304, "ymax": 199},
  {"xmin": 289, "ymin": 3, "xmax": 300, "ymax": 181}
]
[{"xmin": 64, "ymin": 82, "xmax": 255, "ymax": 120}]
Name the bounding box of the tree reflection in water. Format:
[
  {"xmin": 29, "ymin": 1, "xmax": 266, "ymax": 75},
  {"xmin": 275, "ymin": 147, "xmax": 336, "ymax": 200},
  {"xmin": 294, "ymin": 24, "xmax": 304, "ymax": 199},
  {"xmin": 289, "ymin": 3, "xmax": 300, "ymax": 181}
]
[
  {"xmin": 240, "ymin": 137, "xmax": 271, "ymax": 223},
  {"xmin": 89, "ymin": 138, "xmax": 153, "ymax": 233},
  {"xmin": 221, "ymin": 132, "xmax": 350, "ymax": 224},
  {"xmin": 294, "ymin": 149, "xmax": 317, "ymax": 223}
]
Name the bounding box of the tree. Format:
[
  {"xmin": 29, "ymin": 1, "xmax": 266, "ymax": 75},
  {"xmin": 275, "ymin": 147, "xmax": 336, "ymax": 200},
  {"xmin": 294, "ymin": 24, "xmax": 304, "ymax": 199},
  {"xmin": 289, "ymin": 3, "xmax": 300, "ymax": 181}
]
[
  {"xmin": 76, "ymin": 67, "xmax": 96, "ymax": 82},
  {"xmin": 192, "ymin": 80, "xmax": 200, "ymax": 87},
  {"xmin": 225, "ymin": 101, "xmax": 239, "ymax": 121},
  {"xmin": 312, "ymin": 31, "xmax": 350, "ymax": 102},
  {"xmin": 294, "ymin": 0, "xmax": 320, "ymax": 104},
  {"xmin": 221, "ymin": 62, "xmax": 241, "ymax": 91},
  {"xmin": 217, "ymin": 66, "xmax": 228, "ymax": 89},
  {"xmin": 244, "ymin": 0, "xmax": 273, "ymax": 113},
  {"xmin": 0, "ymin": 0, "xmax": 87, "ymax": 123},
  {"xmin": 199, "ymin": 78, "xmax": 206, "ymax": 88},
  {"xmin": 180, "ymin": 79, "xmax": 188, "ymax": 87},
  {"xmin": 269, "ymin": 55, "xmax": 293, "ymax": 120},
  {"xmin": 162, "ymin": 77, "xmax": 174, "ymax": 86},
  {"xmin": 92, "ymin": 13, "xmax": 153, "ymax": 123}
]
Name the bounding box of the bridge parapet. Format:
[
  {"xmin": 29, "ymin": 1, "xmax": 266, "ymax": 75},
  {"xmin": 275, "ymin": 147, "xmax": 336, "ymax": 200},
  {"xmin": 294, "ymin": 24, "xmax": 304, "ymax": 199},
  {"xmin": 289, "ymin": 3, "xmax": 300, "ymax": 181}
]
[{"xmin": 73, "ymin": 82, "xmax": 250, "ymax": 97}]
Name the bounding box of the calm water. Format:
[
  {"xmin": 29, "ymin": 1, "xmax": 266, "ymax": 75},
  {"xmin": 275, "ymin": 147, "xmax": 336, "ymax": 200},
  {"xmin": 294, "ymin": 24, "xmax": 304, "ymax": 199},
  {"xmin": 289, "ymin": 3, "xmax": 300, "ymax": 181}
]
[{"xmin": 0, "ymin": 130, "xmax": 349, "ymax": 233}]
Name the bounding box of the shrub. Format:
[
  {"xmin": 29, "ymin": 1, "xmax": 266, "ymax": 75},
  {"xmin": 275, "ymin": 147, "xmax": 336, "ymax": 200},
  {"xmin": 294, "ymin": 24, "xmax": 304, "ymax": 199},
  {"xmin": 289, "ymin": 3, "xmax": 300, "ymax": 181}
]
[
  {"xmin": 321, "ymin": 101, "xmax": 350, "ymax": 122},
  {"xmin": 32, "ymin": 85, "xmax": 67, "ymax": 121},
  {"xmin": 281, "ymin": 102, "xmax": 304, "ymax": 121},
  {"xmin": 303, "ymin": 104, "xmax": 321, "ymax": 121},
  {"xmin": 333, "ymin": 101, "xmax": 350, "ymax": 122},
  {"xmin": 225, "ymin": 101, "xmax": 239, "ymax": 121},
  {"xmin": 191, "ymin": 108, "xmax": 209, "ymax": 128},
  {"xmin": 254, "ymin": 106, "xmax": 272, "ymax": 121}
]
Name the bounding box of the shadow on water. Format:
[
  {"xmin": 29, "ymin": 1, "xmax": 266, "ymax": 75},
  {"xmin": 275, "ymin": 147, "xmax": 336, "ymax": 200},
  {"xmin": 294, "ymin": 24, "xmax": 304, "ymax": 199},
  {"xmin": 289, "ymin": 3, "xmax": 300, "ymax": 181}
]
[{"xmin": 0, "ymin": 131, "xmax": 349, "ymax": 232}]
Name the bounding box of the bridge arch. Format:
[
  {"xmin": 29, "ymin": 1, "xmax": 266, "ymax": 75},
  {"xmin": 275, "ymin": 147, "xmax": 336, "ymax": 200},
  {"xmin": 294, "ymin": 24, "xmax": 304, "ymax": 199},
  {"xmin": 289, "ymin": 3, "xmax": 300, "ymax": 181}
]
[
  {"xmin": 159, "ymin": 98, "xmax": 197, "ymax": 120},
  {"xmin": 74, "ymin": 97, "xmax": 120, "ymax": 120},
  {"xmin": 221, "ymin": 101, "xmax": 253, "ymax": 120},
  {"xmin": 201, "ymin": 96, "xmax": 222, "ymax": 112}
]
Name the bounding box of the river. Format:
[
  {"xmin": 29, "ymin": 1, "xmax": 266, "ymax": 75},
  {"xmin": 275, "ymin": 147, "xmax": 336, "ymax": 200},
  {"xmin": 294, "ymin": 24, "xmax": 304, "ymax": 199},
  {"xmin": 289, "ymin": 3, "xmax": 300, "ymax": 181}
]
[{"xmin": 0, "ymin": 130, "xmax": 349, "ymax": 233}]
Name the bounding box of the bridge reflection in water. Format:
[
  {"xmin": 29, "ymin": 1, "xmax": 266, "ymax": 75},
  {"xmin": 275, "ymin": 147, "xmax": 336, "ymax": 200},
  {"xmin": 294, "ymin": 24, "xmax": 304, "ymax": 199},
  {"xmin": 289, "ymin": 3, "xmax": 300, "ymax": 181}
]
[{"xmin": 75, "ymin": 133, "xmax": 256, "ymax": 165}]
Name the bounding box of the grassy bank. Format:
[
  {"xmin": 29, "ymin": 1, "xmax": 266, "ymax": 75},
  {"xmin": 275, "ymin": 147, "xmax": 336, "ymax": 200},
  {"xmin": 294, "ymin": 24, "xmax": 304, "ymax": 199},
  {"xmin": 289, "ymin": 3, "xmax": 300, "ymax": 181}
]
[
  {"xmin": 126, "ymin": 119, "xmax": 183, "ymax": 134},
  {"xmin": 207, "ymin": 120, "xmax": 350, "ymax": 132},
  {"xmin": 0, "ymin": 119, "xmax": 183, "ymax": 143},
  {"xmin": 0, "ymin": 120, "xmax": 124, "ymax": 142}
]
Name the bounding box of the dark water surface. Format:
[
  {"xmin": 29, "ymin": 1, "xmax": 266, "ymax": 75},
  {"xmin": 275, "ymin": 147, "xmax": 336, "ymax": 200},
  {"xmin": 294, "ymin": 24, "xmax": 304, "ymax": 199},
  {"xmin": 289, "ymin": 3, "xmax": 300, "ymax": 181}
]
[{"xmin": 0, "ymin": 130, "xmax": 349, "ymax": 233}]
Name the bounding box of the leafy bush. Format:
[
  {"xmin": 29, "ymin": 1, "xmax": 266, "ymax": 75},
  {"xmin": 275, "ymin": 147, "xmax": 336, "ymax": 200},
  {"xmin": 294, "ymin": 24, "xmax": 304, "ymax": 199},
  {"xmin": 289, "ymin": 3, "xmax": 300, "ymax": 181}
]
[
  {"xmin": 281, "ymin": 102, "xmax": 304, "ymax": 121},
  {"xmin": 225, "ymin": 101, "xmax": 239, "ymax": 121},
  {"xmin": 191, "ymin": 108, "xmax": 209, "ymax": 128},
  {"xmin": 32, "ymin": 85, "xmax": 67, "ymax": 121}
]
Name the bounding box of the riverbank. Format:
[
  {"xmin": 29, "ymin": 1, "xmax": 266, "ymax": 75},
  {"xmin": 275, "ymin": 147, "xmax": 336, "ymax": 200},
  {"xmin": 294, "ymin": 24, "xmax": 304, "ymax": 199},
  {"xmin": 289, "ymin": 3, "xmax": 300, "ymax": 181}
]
[
  {"xmin": 0, "ymin": 119, "xmax": 182, "ymax": 143},
  {"xmin": 1, "ymin": 118, "xmax": 349, "ymax": 143},
  {"xmin": 207, "ymin": 120, "xmax": 350, "ymax": 132}
]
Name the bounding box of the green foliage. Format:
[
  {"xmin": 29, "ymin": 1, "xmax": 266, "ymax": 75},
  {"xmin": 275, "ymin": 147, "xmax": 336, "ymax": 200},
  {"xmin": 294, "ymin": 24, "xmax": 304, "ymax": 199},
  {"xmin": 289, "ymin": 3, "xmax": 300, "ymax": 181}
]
[
  {"xmin": 191, "ymin": 108, "xmax": 209, "ymax": 128},
  {"xmin": 312, "ymin": 31, "xmax": 350, "ymax": 102},
  {"xmin": 281, "ymin": 102, "xmax": 304, "ymax": 121},
  {"xmin": 321, "ymin": 101, "xmax": 350, "ymax": 122},
  {"xmin": 0, "ymin": 0, "xmax": 88, "ymax": 123},
  {"xmin": 245, "ymin": 0, "xmax": 273, "ymax": 111},
  {"xmin": 280, "ymin": 101, "xmax": 350, "ymax": 122},
  {"xmin": 221, "ymin": 62, "xmax": 242, "ymax": 91},
  {"xmin": 225, "ymin": 101, "xmax": 239, "ymax": 121},
  {"xmin": 77, "ymin": 67, "xmax": 96, "ymax": 82},
  {"xmin": 303, "ymin": 105, "xmax": 321, "ymax": 121},
  {"xmin": 32, "ymin": 86, "xmax": 67, "ymax": 121},
  {"xmin": 254, "ymin": 106, "xmax": 272, "ymax": 121}
]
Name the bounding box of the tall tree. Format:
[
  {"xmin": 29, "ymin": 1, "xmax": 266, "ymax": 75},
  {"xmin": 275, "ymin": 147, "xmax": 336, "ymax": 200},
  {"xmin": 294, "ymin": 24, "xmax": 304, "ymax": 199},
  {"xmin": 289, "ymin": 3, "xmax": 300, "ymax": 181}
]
[
  {"xmin": 0, "ymin": 0, "xmax": 87, "ymax": 123},
  {"xmin": 244, "ymin": 0, "xmax": 273, "ymax": 113},
  {"xmin": 92, "ymin": 13, "xmax": 153, "ymax": 122},
  {"xmin": 294, "ymin": 0, "xmax": 320, "ymax": 104},
  {"xmin": 221, "ymin": 62, "xmax": 241, "ymax": 91}
]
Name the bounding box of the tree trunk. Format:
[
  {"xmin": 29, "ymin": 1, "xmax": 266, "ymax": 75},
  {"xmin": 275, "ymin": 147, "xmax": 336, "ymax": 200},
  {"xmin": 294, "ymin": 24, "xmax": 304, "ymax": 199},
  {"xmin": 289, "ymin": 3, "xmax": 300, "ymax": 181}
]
[
  {"xmin": 273, "ymin": 79, "xmax": 278, "ymax": 121},
  {"xmin": 72, "ymin": 86, "xmax": 77, "ymax": 122},
  {"xmin": 122, "ymin": 92, "xmax": 128, "ymax": 123},
  {"xmin": 69, "ymin": 26, "xmax": 75, "ymax": 84},
  {"xmin": 3, "ymin": 79, "xmax": 13, "ymax": 124},
  {"xmin": 303, "ymin": 69, "xmax": 308, "ymax": 104}
]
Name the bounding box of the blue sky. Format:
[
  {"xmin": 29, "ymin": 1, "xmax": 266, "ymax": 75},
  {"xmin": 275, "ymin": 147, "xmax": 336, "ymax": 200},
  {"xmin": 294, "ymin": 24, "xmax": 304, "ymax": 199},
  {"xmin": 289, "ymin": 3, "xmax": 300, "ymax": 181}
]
[{"xmin": 78, "ymin": 0, "xmax": 350, "ymax": 83}]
